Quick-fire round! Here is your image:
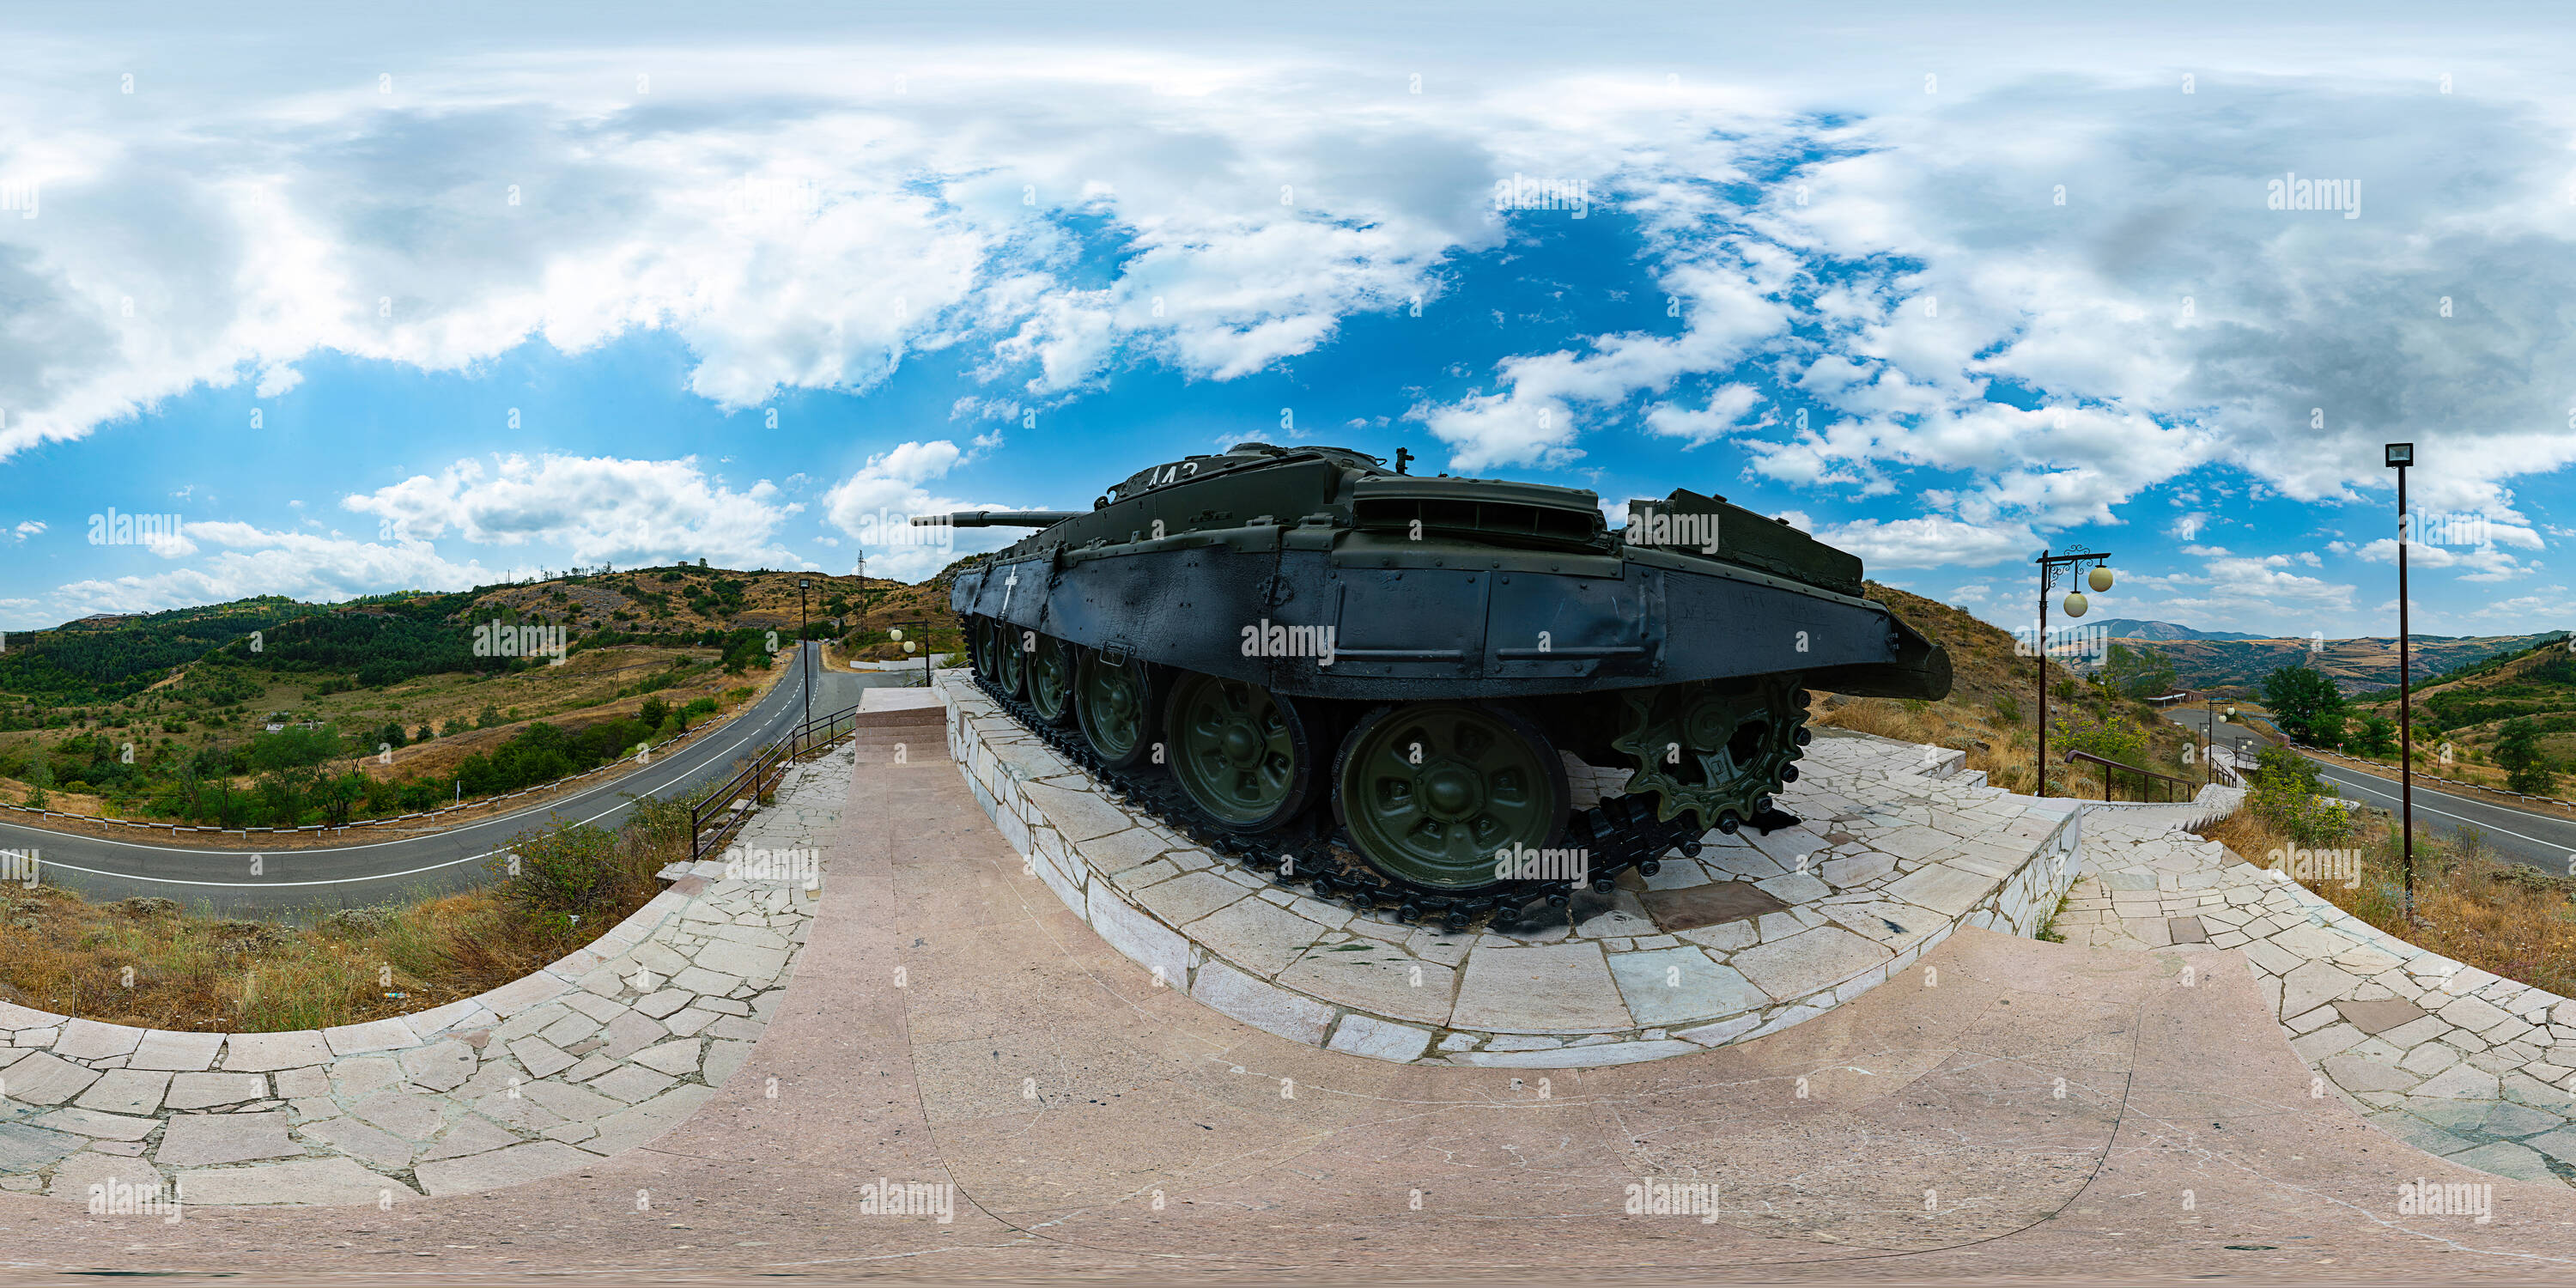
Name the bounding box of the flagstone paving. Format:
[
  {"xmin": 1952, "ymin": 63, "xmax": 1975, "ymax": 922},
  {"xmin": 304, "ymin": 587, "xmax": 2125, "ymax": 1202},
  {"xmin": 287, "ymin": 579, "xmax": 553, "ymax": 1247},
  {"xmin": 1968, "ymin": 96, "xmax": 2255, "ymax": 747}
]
[
  {"xmin": 946, "ymin": 677, "xmax": 2085, "ymax": 1066},
  {"xmin": 2062, "ymin": 795, "xmax": 2576, "ymax": 1187},
  {"xmin": 0, "ymin": 741, "xmax": 854, "ymax": 1206}
]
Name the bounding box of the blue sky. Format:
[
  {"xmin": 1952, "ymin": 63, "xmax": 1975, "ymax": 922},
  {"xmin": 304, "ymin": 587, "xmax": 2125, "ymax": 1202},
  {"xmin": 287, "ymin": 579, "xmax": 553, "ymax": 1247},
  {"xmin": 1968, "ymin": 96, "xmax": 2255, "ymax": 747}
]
[{"xmin": 3, "ymin": 2, "xmax": 2573, "ymax": 641}]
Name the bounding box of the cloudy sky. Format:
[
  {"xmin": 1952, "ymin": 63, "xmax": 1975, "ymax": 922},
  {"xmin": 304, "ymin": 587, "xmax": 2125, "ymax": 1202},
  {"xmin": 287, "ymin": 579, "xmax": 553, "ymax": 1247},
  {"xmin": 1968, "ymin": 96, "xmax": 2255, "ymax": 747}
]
[{"xmin": 3, "ymin": 1, "xmax": 2572, "ymax": 639}]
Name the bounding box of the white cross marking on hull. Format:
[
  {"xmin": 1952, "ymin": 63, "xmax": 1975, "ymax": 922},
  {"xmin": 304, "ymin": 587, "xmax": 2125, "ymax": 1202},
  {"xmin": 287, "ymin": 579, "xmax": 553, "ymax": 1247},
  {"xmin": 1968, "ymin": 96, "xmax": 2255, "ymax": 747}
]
[{"xmin": 1000, "ymin": 567, "xmax": 1020, "ymax": 616}]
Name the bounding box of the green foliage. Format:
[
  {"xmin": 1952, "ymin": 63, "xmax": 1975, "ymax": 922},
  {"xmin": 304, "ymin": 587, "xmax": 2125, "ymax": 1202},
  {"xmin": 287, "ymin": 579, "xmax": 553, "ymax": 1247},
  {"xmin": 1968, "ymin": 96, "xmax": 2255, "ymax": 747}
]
[
  {"xmin": 2494, "ymin": 719, "xmax": 2560, "ymax": 795},
  {"xmin": 493, "ymin": 817, "xmax": 621, "ymax": 917},
  {"xmin": 0, "ymin": 599, "xmax": 310, "ymax": 705},
  {"xmin": 1993, "ymin": 693, "xmax": 2022, "ymax": 723},
  {"xmin": 2261, "ymin": 665, "xmax": 2348, "ymax": 747},
  {"xmin": 2102, "ymin": 642, "xmax": 2179, "ymax": 699},
  {"xmin": 2349, "ymin": 712, "xmax": 2397, "ymax": 757},
  {"xmin": 2057, "ymin": 714, "xmax": 2147, "ymax": 766},
  {"xmin": 2247, "ymin": 744, "xmax": 2354, "ymax": 847}
]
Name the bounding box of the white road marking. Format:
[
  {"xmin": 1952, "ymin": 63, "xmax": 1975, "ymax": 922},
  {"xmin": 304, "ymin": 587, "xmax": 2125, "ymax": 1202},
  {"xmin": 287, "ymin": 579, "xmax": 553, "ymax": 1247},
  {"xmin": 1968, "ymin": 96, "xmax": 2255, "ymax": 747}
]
[
  {"xmin": 9, "ymin": 662, "xmax": 816, "ymax": 890},
  {"xmin": 2309, "ymin": 761, "xmax": 2570, "ymax": 852}
]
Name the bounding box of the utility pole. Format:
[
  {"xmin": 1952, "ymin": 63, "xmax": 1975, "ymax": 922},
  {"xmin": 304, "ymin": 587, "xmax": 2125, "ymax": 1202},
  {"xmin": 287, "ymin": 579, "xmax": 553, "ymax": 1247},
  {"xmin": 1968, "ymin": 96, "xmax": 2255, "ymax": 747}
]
[
  {"xmin": 798, "ymin": 577, "xmax": 812, "ymax": 728},
  {"xmin": 2386, "ymin": 441, "xmax": 2416, "ymax": 922},
  {"xmin": 2032, "ymin": 545, "xmax": 2116, "ymax": 798}
]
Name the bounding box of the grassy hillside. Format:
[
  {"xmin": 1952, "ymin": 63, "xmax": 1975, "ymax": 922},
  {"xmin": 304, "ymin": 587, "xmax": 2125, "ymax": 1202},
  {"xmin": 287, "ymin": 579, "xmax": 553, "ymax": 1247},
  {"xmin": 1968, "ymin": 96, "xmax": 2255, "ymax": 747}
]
[
  {"xmin": 1814, "ymin": 583, "xmax": 2208, "ymax": 798},
  {"xmin": 2109, "ymin": 631, "xmax": 2556, "ymax": 696},
  {"xmin": 0, "ymin": 563, "xmax": 971, "ymax": 829},
  {"xmin": 2339, "ymin": 635, "xmax": 2576, "ymax": 782}
]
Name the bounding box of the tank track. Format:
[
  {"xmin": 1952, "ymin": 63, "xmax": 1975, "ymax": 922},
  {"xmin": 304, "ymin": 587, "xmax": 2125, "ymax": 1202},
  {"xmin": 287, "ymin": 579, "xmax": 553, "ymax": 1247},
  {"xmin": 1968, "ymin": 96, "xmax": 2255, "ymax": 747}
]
[{"xmin": 968, "ymin": 664, "xmax": 1711, "ymax": 933}]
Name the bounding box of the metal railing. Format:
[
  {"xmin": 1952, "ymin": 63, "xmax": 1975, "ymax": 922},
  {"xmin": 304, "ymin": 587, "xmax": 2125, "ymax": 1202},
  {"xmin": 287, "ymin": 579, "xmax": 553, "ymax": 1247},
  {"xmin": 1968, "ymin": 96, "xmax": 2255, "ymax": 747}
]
[
  {"xmin": 688, "ymin": 702, "xmax": 862, "ymax": 863},
  {"xmin": 2063, "ymin": 750, "xmax": 2197, "ymax": 803}
]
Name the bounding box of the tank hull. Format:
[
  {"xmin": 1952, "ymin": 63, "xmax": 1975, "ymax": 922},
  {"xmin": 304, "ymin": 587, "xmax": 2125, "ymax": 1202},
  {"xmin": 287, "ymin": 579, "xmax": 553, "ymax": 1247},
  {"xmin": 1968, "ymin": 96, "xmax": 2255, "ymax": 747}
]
[{"xmin": 950, "ymin": 534, "xmax": 1947, "ymax": 702}]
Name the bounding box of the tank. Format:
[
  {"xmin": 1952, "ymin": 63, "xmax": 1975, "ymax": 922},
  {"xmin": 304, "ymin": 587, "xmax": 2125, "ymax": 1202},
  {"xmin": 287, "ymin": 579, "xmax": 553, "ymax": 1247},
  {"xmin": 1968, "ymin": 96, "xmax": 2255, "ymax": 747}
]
[{"xmin": 920, "ymin": 442, "xmax": 1950, "ymax": 929}]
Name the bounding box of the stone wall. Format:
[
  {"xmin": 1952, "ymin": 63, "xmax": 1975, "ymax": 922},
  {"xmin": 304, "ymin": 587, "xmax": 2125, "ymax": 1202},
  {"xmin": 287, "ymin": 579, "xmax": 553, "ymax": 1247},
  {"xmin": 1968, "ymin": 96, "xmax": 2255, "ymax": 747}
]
[{"xmin": 945, "ymin": 679, "xmax": 2085, "ymax": 1066}]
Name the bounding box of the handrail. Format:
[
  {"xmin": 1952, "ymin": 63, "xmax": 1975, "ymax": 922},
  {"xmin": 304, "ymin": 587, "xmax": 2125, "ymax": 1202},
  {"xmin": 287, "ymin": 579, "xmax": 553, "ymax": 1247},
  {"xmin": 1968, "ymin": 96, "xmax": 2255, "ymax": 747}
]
[
  {"xmin": 2062, "ymin": 750, "xmax": 2197, "ymax": 803},
  {"xmin": 688, "ymin": 702, "xmax": 863, "ymax": 863}
]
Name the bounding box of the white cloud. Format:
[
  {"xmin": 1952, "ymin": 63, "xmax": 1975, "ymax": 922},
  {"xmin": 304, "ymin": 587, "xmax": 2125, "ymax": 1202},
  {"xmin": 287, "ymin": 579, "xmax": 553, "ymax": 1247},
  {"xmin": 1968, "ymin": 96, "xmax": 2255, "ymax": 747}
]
[
  {"xmin": 51, "ymin": 525, "xmax": 503, "ymax": 617},
  {"xmin": 340, "ymin": 453, "xmax": 799, "ymax": 568},
  {"xmin": 820, "ymin": 438, "xmax": 1020, "ymax": 580},
  {"xmin": 1810, "ymin": 515, "xmax": 2036, "ymax": 570},
  {"xmin": 9, "ymin": 520, "xmax": 43, "ymax": 542}
]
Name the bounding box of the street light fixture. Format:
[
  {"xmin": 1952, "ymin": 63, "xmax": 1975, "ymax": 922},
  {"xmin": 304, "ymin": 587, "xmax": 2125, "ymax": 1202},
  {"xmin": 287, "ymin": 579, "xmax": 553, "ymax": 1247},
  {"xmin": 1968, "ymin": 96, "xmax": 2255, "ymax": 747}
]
[
  {"xmin": 2033, "ymin": 545, "xmax": 2115, "ymax": 798},
  {"xmin": 2386, "ymin": 441, "xmax": 2416, "ymax": 921},
  {"xmin": 2202, "ymin": 697, "xmax": 2239, "ymax": 787},
  {"xmin": 889, "ymin": 622, "xmax": 932, "ymax": 688}
]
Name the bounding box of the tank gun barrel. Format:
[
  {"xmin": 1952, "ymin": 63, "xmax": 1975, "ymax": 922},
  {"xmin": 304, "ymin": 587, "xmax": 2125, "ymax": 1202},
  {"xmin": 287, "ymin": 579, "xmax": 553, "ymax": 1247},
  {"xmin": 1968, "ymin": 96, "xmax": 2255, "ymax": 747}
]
[{"xmin": 913, "ymin": 510, "xmax": 1084, "ymax": 529}]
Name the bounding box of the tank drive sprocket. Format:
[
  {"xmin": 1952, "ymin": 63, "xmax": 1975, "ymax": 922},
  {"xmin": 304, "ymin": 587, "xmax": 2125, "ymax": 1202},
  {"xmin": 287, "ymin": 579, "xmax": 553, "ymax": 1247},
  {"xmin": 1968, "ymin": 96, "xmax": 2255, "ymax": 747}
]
[{"xmin": 1608, "ymin": 676, "xmax": 1812, "ymax": 832}]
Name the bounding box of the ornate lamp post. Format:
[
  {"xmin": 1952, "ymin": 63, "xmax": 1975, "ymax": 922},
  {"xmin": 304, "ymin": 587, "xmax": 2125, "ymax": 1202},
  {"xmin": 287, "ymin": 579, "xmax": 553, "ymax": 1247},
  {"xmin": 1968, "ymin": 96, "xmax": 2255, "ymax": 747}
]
[
  {"xmin": 889, "ymin": 621, "xmax": 932, "ymax": 688},
  {"xmin": 2033, "ymin": 545, "xmax": 2116, "ymax": 798},
  {"xmin": 2202, "ymin": 697, "xmax": 2238, "ymax": 786},
  {"xmin": 2386, "ymin": 441, "xmax": 2416, "ymax": 921}
]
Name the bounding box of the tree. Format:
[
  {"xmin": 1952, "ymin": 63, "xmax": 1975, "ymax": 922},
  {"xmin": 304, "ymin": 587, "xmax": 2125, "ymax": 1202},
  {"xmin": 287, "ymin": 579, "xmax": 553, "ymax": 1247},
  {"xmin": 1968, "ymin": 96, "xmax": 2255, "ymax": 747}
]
[
  {"xmin": 2103, "ymin": 642, "xmax": 2178, "ymax": 700},
  {"xmin": 2494, "ymin": 719, "xmax": 2559, "ymax": 795},
  {"xmin": 2350, "ymin": 712, "xmax": 2397, "ymax": 758},
  {"xmin": 2261, "ymin": 665, "xmax": 2348, "ymax": 747}
]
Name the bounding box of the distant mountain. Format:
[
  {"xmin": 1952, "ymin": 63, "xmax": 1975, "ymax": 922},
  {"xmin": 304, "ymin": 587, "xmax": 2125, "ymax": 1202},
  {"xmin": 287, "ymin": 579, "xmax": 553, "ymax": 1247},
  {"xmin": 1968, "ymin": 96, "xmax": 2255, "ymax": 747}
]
[
  {"xmin": 2103, "ymin": 633, "xmax": 2564, "ymax": 696},
  {"xmin": 2087, "ymin": 618, "xmax": 2271, "ymax": 641}
]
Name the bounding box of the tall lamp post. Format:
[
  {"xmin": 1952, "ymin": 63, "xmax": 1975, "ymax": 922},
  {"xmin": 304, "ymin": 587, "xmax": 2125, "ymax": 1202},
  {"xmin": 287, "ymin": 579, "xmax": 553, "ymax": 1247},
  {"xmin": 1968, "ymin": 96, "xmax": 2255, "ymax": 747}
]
[
  {"xmin": 2386, "ymin": 441, "xmax": 2416, "ymax": 921},
  {"xmin": 888, "ymin": 620, "xmax": 932, "ymax": 688},
  {"xmin": 2033, "ymin": 545, "xmax": 2116, "ymax": 799},
  {"xmin": 2202, "ymin": 697, "xmax": 2237, "ymax": 787},
  {"xmin": 797, "ymin": 577, "xmax": 812, "ymax": 728}
]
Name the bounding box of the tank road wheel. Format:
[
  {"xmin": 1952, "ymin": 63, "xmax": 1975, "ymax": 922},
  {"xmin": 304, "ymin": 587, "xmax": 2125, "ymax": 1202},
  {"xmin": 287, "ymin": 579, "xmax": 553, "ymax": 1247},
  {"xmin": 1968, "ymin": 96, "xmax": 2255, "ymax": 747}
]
[
  {"xmin": 1609, "ymin": 676, "xmax": 1808, "ymax": 831},
  {"xmin": 1027, "ymin": 635, "xmax": 1079, "ymax": 726},
  {"xmin": 1166, "ymin": 672, "xmax": 1315, "ymax": 829},
  {"xmin": 994, "ymin": 623, "xmax": 1030, "ymax": 699},
  {"xmin": 971, "ymin": 617, "xmax": 1004, "ymax": 680},
  {"xmin": 1076, "ymin": 652, "xmax": 1162, "ymax": 770},
  {"xmin": 1333, "ymin": 703, "xmax": 1569, "ymax": 893}
]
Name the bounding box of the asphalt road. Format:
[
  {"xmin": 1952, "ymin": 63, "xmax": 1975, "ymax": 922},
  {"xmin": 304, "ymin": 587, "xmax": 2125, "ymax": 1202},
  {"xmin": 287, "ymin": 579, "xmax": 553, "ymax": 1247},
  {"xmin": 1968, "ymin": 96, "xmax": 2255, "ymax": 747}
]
[
  {"xmin": 0, "ymin": 644, "xmax": 876, "ymax": 916},
  {"xmin": 2166, "ymin": 708, "xmax": 2576, "ymax": 872}
]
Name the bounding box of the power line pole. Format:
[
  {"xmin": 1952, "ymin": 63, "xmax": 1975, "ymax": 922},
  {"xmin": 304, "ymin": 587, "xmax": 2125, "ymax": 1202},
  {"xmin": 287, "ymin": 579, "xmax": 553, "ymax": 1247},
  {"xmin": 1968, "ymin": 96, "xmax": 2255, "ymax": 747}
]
[{"xmin": 2386, "ymin": 441, "xmax": 2416, "ymax": 923}]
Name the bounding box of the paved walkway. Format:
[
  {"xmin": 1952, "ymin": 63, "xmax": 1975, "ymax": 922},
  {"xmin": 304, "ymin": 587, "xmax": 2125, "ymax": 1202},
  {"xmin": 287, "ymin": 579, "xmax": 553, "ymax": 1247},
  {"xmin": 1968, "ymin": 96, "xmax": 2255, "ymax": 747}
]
[
  {"xmin": 4, "ymin": 723, "xmax": 2576, "ymax": 1279},
  {"xmin": 0, "ymin": 744, "xmax": 853, "ymax": 1205},
  {"xmin": 2059, "ymin": 799, "xmax": 2576, "ymax": 1186}
]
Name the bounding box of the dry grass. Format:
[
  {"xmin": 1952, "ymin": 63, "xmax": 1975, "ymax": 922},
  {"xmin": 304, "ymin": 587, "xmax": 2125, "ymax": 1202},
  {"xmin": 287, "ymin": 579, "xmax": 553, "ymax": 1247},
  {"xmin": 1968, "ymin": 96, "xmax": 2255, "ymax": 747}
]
[
  {"xmin": 2195, "ymin": 808, "xmax": 2576, "ymax": 998},
  {"xmin": 0, "ymin": 800, "xmax": 692, "ymax": 1032}
]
